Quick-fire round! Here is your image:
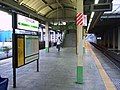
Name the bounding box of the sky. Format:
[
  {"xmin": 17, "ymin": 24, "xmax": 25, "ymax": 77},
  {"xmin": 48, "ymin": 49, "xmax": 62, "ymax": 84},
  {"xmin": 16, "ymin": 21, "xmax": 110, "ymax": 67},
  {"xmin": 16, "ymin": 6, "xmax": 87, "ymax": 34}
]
[{"xmin": 0, "ymin": 11, "xmax": 12, "ymax": 30}]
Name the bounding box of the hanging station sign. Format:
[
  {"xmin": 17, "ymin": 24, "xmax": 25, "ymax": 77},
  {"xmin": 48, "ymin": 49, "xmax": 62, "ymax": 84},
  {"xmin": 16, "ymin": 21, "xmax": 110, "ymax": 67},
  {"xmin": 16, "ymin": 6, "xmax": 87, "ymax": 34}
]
[
  {"xmin": 17, "ymin": 14, "xmax": 39, "ymax": 31},
  {"xmin": 91, "ymin": 3, "xmax": 112, "ymax": 12}
]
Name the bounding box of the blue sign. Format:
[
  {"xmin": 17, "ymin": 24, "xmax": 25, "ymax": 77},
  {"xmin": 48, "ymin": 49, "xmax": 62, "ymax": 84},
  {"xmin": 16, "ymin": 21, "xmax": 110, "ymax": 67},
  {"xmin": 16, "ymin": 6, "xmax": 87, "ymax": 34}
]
[{"xmin": 0, "ymin": 31, "xmax": 12, "ymax": 42}]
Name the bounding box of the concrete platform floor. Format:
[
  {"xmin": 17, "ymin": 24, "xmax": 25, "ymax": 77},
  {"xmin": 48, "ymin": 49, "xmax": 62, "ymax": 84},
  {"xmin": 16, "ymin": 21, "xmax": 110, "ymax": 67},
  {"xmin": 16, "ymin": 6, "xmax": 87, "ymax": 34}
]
[{"xmin": 0, "ymin": 45, "xmax": 119, "ymax": 90}]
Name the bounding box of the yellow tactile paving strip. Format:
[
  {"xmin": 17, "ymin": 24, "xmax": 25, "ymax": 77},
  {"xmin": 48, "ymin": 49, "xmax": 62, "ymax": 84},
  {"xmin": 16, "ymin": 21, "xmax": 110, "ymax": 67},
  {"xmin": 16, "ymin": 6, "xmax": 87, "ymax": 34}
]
[{"xmin": 85, "ymin": 42, "xmax": 116, "ymax": 90}]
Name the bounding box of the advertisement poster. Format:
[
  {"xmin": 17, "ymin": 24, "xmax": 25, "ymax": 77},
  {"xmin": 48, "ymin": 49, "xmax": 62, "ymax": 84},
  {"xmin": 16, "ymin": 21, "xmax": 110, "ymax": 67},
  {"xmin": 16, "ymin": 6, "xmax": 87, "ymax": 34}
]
[{"xmin": 17, "ymin": 37, "xmax": 24, "ymax": 67}]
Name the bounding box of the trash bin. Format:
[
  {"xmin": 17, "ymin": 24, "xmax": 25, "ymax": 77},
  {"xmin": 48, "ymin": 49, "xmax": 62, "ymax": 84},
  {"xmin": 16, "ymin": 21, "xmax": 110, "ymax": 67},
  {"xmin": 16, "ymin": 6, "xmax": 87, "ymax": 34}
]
[{"xmin": 0, "ymin": 77, "xmax": 9, "ymax": 90}]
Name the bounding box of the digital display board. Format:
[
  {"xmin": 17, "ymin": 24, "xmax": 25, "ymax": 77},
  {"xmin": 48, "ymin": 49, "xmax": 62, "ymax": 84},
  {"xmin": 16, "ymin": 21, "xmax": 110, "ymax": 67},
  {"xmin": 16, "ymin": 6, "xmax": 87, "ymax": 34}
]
[{"xmin": 17, "ymin": 14, "xmax": 39, "ymax": 31}]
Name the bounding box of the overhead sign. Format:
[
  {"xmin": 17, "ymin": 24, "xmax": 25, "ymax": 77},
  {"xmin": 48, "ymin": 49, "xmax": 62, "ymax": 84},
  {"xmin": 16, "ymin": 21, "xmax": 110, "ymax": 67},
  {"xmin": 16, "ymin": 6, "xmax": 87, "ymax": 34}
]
[
  {"xmin": 17, "ymin": 14, "xmax": 39, "ymax": 31},
  {"xmin": 91, "ymin": 3, "xmax": 112, "ymax": 12}
]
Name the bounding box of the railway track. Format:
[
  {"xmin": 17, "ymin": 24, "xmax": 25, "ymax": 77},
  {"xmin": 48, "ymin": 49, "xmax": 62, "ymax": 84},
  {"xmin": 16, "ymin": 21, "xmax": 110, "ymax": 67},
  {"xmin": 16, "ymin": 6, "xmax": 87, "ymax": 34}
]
[{"xmin": 90, "ymin": 42, "xmax": 120, "ymax": 69}]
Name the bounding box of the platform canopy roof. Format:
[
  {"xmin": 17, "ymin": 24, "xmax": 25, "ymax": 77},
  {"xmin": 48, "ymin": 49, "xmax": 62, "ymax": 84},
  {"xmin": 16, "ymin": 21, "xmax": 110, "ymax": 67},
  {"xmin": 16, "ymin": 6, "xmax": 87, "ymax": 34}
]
[
  {"xmin": 0, "ymin": 0, "xmax": 95, "ymax": 22},
  {"xmin": 15, "ymin": 0, "xmax": 94, "ymax": 22},
  {"xmin": 0, "ymin": 0, "xmax": 114, "ymax": 31}
]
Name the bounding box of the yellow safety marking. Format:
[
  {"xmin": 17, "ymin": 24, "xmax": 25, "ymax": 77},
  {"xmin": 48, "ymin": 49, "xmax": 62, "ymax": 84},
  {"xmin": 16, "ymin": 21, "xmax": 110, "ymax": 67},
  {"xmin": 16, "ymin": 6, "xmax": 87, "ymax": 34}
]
[{"xmin": 86, "ymin": 42, "xmax": 116, "ymax": 90}]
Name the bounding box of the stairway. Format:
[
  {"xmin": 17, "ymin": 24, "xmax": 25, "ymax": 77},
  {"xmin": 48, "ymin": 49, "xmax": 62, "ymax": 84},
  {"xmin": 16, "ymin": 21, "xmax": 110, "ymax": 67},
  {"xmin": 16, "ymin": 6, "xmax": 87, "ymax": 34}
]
[{"xmin": 63, "ymin": 30, "xmax": 76, "ymax": 47}]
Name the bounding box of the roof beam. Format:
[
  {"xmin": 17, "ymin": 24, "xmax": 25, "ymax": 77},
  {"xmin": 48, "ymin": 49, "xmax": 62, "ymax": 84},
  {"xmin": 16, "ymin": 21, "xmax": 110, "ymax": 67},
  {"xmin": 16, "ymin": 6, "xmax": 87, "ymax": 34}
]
[
  {"xmin": 56, "ymin": 0, "xmax": 64, "ymax": 19},
  {"xmin": 42, "ymin": 0, "xmax": 54, "ymax": 10},
  {"xmin": 56, "ymin": 0, "xmax": 64, "ymax": 10},
  {"xmin": 0, "ymin": 0, "xmax": 47, "ymax": 21},
  {"xmin": 45, "ymin": 6, "xmax": 76, "ymax": 17},
  {"xmin": 37, "ymin": 2, "xmax": 76, "ymax": 13},
  {"xmin": 48, "ymin": 17, "xmax": 75, "ymax": 22},
  {"xmin": 18, "ymin": 0, "xmax": 24, "ymax": 5}
]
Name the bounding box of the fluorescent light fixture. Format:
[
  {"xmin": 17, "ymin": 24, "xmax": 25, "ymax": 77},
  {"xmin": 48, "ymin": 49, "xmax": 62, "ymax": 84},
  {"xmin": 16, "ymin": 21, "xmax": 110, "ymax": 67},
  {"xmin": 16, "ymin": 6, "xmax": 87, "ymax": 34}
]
[
  {"xmin": 53, "ymin": 21, "xmax": 66, "ymax": 25},
  {"xmin": 89, "ymin": 19, "xmax": 92, "ymax": 22},
  {"xmin": 90, "ymin": 12, "xmax": 95, "ymax": 19},
  {"xmin": 87, "ymin": 23, "xmax": 90, "ymax": 31},
  {"xmin": 95, "ymin": 0, "xmax": 99, "ymax": 4},
  {"xmin": 62, "ymin": 22, "xmax": 66, "ymax": 25},
  {"xmin": 97, "ymin": 37, "xmax": 101, "ymax": 40},
  {"xmin": 87, "ymin": 0, "xmax": 99, "ymax": 32},
  {"xmin": 87, "ymin": 12, "xmax": 94, "ymax": 31},
  {"xmin": 53, "ymin": 22, "xmax": 58, "ymax": 25}
]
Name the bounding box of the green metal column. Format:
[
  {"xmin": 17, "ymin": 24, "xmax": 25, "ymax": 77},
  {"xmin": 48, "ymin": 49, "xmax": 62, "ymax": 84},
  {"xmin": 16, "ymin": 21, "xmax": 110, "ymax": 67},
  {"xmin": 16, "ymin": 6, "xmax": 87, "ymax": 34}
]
[
  {"xmin": 45, "ymin": 22, "xmax": 49, "ymax": 52},
  {"xmin": 76, "ymin": 0, "xmax": 83, "ymax": 84}
]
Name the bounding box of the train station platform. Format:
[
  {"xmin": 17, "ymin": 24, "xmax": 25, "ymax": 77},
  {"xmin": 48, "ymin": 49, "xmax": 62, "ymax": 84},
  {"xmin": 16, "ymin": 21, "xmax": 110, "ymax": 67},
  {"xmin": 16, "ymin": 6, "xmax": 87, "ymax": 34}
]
[{"xmin": 0, "ymin": 42, "xmax": 119, "ymax": 90}]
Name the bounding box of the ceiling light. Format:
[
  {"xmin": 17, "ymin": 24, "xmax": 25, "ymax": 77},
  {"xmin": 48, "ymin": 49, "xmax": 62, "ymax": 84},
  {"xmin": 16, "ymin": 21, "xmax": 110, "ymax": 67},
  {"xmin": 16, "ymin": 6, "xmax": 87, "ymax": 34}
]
[{"xmin": 95, "ymin": 0, "xmax": 99, "ymax": 4}]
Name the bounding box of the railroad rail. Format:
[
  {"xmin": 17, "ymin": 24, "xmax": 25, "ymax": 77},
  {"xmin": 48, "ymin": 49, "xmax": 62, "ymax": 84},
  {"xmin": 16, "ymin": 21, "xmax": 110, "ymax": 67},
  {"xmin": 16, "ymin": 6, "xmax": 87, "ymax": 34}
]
[{"xmin": 90, "ymin": 42, "xmax": 120, "ymax": 69}]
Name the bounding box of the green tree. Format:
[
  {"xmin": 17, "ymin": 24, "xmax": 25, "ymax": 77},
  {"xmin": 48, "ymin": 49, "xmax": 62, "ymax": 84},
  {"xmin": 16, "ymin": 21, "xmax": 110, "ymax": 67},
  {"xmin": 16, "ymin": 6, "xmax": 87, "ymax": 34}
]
[{"xmin": 2, "ymin": 46, "xmax": 11, "ymax": 57}]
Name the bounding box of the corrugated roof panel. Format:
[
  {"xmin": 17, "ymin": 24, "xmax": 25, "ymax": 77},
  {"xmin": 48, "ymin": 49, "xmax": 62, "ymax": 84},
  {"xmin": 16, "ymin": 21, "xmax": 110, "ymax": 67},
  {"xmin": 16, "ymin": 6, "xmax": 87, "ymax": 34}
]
[
  {"xmin": 17, "ymin": 0, "xmax": 77, "ymax": 19},
  {"xmin": 32, "ymin": 2, "xmax": 46, "ymax": 11},
  {"xmin": 33, "ymin": 0, "xmax": 45, "ymax": 7},
  {"xmin": 27, "ymin": 0, "xmax": 38, "ymax": 7},
  {"xmin": 21, "ymin": 0, "xmax": 29, "ymax": 4},
  {"xmin": 38, "ymin": 6, "xmax": 52, "ymax": 15},
  {"xmin": 25, "ymin": 0, "xmax": 35, "ymax": 5}
]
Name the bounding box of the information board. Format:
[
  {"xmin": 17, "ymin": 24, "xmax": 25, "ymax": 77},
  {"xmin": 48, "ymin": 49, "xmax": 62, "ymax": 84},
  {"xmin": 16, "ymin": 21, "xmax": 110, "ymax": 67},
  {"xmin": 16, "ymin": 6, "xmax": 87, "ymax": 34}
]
[
  {"xmin": 15, "ymin": 34, "xmax": 39, "ymax": 68},
  {"xmin": 25, "ymin": 35, "xmax": 39, "ymax": 64}
]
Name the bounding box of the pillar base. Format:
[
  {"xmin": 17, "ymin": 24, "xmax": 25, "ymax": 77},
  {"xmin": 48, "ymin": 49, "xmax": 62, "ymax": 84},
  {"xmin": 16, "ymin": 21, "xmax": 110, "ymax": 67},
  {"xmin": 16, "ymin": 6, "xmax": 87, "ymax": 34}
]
[
  {"xmin": 45, "ymin": 47, "xmax": 49, "ymax": 52},
  {"xmin": 83, "ymin": 47, "xmax": 85, "ymax": 54},
  {"xmin": 76, "ymin": 66, "xmax": 83, "ymax": 84}
]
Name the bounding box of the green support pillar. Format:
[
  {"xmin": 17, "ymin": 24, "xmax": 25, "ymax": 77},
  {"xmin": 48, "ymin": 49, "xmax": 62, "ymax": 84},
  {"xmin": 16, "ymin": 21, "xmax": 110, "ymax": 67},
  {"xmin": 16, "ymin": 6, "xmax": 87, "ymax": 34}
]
[
  {"xmin": 45, "ymin": 47, "xmax": 49, "ymax": 52},
  {"xmin": 76, "ymin": 0, "xmax": 84, "ymax": 84},
  {"xmin": 77, "ymin": 66, "xmax": 83, "ymax": 83}
]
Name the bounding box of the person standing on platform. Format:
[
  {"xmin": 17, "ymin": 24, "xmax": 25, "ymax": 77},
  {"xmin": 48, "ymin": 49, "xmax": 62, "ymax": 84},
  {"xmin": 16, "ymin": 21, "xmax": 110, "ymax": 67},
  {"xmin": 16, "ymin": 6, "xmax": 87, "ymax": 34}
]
[{"xmin": 56, "ymin": 37, "xmax": 62, "ymax": 52}]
